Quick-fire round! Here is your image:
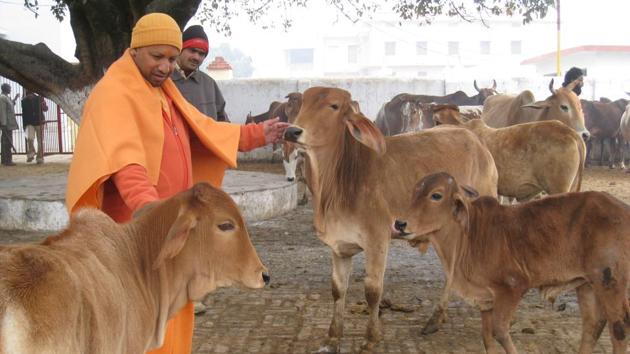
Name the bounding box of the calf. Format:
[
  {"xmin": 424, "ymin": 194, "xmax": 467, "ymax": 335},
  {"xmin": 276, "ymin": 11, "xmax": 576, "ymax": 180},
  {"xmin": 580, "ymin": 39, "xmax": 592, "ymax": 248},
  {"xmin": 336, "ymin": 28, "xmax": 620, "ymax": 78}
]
[
  {"xmin": 284, "ymin": 87, "xmax": 498, "ymax": 352},
  {"xmin": 374, "ymin": 95, "xmax": 423, "ymax": 136},
  {"xmin": 0, "ymin": 183, "xmax": 268, "ymax": 354},
  {"xmin": 434, "ymin": 105, "xmax": 585, "ymax": 201},
  {"xmin": 396, "ymin": 172, "xmax": 630, "ymax": 354}
]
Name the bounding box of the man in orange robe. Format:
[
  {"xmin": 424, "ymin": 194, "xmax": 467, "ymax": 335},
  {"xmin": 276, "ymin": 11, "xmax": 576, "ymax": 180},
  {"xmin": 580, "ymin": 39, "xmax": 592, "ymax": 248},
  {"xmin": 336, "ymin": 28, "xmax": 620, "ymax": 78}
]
[{"xmin": 65, "ymin": 13, "xmax": 288, "ymax": 354}]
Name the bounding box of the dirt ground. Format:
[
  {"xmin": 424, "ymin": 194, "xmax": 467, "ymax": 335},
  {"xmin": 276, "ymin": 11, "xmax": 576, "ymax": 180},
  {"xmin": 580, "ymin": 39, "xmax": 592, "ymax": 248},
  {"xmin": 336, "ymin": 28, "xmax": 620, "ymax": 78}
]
[{"xmin": 1, "ymin": 164, "xmax": 630, "ymax": 353}]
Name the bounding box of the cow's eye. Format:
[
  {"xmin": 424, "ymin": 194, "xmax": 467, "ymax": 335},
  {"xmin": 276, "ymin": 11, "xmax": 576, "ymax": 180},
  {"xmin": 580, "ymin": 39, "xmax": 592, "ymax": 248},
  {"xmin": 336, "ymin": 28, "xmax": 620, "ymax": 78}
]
[
  {"xmin": 560, "ymin": 105, "xmax": 569, "ymax": 112},
  {"xmin": 218, "ymin": 222, "xmax": 235, "ymax": 231},
  {"xmin": 430, "ymin": 193, "xmax": 442, "ymax": 201},
  {"xmin": 330, "ymin": 104, "xmax": 339, "ymax": 110}
]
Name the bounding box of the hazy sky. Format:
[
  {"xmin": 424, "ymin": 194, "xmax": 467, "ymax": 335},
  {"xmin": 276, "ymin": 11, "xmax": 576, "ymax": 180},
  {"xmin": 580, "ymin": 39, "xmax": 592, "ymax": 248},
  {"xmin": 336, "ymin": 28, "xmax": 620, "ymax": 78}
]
[{"xmin": 1, "ymin": 0, "xmax": 629, "ymax": 72}]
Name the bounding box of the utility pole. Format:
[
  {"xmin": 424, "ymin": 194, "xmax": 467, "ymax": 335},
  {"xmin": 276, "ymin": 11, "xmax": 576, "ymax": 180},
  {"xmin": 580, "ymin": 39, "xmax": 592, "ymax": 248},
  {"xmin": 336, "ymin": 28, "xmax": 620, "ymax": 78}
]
[{"xmin": 556, "ymin": 0, "xmax": 561, "ymax": 76}]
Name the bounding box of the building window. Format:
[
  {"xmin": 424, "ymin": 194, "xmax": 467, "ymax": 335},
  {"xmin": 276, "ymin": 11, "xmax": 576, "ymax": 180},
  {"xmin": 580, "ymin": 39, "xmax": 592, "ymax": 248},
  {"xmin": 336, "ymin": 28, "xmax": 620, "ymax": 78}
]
[
  {"xmin": 511, "ymin": 40, "xmax": 522, "ymax": 55},
  {"xmin": 480, "ymin": 41, "xmax": 490, "ymax": 55},
  {"xmin": 348, "ymin": 45, "xmax": 358, "ymax": 64},
  {"xmin": 448, "ymin": 41, "xmax": 459, "ymax": 55},
  {"xmin": 385, "ymin": 41, "xmax": 396, "ymax": 56},
  {"xmin": 416, "ymin": 41, "xmax": 427, "ymax": 55},
  {"xmin": 287, "ymin": 48, "xmax": 314, "ymax": 65}
]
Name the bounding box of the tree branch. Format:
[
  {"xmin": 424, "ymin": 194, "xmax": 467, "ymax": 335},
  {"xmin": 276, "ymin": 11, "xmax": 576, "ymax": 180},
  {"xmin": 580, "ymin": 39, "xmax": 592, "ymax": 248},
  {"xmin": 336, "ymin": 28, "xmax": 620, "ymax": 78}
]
[
  {"xmin": 146, "ymin": 0, "xmax": 203, "ymax": 27},
  {"xmin": 0, "ymin": 38, "xmax": 87, "ymax": 96}
]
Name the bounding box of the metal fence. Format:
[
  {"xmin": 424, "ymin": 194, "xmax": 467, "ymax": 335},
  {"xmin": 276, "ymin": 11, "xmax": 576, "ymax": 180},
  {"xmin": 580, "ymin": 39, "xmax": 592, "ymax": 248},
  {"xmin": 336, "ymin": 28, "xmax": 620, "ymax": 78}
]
[{"xmin": 0, "ymin": 77, "xmax": 77, "ymax": 155}]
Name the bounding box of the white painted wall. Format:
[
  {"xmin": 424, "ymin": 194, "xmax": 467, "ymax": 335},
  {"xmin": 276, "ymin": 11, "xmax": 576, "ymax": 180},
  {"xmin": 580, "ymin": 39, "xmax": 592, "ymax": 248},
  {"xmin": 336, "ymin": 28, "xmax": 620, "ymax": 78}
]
[{"xmin": 220, "ymin": 77, "xmax": 630, "ymax": 124}]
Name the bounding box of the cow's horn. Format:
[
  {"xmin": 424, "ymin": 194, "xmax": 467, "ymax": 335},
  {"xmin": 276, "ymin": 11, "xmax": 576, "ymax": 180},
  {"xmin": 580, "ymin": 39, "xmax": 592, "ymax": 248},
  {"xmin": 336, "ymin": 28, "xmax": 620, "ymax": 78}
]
[
  {"xmin": 548, "ymin": 78, "xmax": 555, "ymax": 94},
  {"xmin": 474, "ymin": 80, "xmax": 480, "ymax": 92}
]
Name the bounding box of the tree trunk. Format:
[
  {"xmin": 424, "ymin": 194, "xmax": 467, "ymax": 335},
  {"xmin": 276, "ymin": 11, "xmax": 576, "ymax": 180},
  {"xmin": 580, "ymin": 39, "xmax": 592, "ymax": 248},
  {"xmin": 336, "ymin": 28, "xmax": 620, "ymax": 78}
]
[{"xmin": 0, "ymin": 0, "xmax": 202, "ymax": 124}]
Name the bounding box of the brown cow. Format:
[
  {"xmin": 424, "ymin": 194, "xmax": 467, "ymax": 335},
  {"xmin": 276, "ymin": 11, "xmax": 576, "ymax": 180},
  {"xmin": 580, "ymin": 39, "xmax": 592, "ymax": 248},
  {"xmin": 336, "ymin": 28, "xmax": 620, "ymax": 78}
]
[
  {"xmin": 245, "ymin": 101, "xmax": 282, "ymax": 124},
  {"xmin": 395, "ymin": 172, "xmax": 630, "ymax": 354},
  {"xmin": 433, "ymin": 106, "xmax": 586, "ymax": 201},
  {"xmin": 580, "ymin": 98, "xmax": 629, "ymax": 168},
  {"xmin": 482, "ymin": 79, "xmax": 591, "ymax": 141},
  {"xmin": 283, "ymin": 87, "xmax": 498, "ymax": 352},
  {"xmin": 0, "ymin": 183, "xmax": 268, "ymax": 354}
]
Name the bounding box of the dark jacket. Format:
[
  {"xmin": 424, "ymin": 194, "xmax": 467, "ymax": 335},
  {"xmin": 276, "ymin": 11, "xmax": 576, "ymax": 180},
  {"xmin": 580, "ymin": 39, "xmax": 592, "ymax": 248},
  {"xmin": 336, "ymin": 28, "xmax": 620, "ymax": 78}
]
[
  {"xmin": 21, "ymin": 94, "xmax": 46, "ymax": 127},
  {"xmin": 172, "ymin": 69, "xmax": 230, "ymax": 122}
]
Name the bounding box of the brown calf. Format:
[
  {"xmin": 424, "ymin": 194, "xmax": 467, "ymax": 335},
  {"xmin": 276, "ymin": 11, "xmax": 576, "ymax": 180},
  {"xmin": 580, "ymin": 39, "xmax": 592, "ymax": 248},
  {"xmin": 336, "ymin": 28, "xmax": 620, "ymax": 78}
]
[
  {"xmin": 0, "ymin": 183, "xmax": 268, "ymax": 354},
  {"xmin": 284, "ymin": 87, "xmax": 498, "ymax": 352},
  {"xmin": 434, "ymin": 106, "xmax": 586, "ymax": 201},
  {"xmin": 396, "ymin": 172, "xmax": 630, "ymax": 354}
]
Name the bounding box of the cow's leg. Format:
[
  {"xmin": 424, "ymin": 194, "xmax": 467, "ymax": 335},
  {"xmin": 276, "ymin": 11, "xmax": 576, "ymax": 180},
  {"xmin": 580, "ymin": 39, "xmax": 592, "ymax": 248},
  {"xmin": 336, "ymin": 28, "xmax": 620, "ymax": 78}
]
[
  {"xmin": 491, "ymin": 288, "xmax": 522, "ymax": 354},
  {"xmin": 360, "ymin": 241, "xmax": 389, "ymax": 353},
  {"xmin": 599, "ymin": 139, "xmax": 605, "ymax": 166},
  {"xmin": 481, "ymin": 309, "xmax": 499, "ymax": 354},
  {"xmin": 421, "ymin": 272, "xmax": 452, "ymax": 334},
  {"xmin": 576, "ymin": 284, "xmax": 606, "ymax": 354},
  {"xmin": 585, "ymin": 139, "xmax": 592, "ymax": 167},
  {"xmin": 590, "ymin": 267, "xmax": 629, "ymax": 354},
  {"xmin": 318, "ymin": 252, "xmax": 353, "ymax": 354}
]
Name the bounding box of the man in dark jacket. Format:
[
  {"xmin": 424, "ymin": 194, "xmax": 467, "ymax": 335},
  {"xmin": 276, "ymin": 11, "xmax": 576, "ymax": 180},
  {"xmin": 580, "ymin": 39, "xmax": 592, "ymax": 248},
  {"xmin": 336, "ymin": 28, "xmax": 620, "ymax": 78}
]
[
  {"xmin": 21, "ymin": 90, "xmax": 48, "ymax": 163},
  {"xmin": 562, "ymin": 67, "xmax": 585, "ymax": 96},
  {"xmin": 172, "ymin": 25, "xmax": 230, "ymax": 122}
]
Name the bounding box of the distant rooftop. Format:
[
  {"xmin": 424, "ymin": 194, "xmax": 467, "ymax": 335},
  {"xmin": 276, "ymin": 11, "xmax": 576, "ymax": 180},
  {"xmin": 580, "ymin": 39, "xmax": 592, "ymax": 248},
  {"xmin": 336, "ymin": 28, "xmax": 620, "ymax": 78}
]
[
  {"xmin": 521, "ymin": 45, "xmax": 630, "ymax": 65},
  {"xmin": 207, "ymin": 56, "xmax": 232, "ymax": 71}
]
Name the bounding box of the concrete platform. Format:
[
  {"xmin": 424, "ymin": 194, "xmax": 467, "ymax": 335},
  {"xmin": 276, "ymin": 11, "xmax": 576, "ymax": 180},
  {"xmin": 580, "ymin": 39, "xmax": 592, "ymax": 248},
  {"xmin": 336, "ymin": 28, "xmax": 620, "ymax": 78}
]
[{"xmin": 0, "ymin": 155, "xmax": 297, "ymax": 232}]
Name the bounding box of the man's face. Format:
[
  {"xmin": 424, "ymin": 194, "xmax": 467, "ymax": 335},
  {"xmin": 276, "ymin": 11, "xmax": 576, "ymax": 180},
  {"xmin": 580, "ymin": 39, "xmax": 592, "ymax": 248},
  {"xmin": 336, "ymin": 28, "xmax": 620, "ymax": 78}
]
[
  {"xmin": 178, "ymin": 47, "xmax": 207, "ymax": 73},
  {"xmin": 130, "ymin": 45, "xmax": 180, "ymax": 87}
]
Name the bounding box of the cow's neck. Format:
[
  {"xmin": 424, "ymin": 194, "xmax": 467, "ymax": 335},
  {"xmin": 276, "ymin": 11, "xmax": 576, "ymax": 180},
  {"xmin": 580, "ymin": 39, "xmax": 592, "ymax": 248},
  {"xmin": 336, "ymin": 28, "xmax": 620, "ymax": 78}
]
[
  {"xmin": 430, "ymin": 222, "xmax": 468, "ymax": 286},
  {"xmin": 124, "ymin": 203, "xmax": 196, "ymax": 350},
  {"xmin": 308, "ymin": 130, "xmax": 374, "ymax": 228}
]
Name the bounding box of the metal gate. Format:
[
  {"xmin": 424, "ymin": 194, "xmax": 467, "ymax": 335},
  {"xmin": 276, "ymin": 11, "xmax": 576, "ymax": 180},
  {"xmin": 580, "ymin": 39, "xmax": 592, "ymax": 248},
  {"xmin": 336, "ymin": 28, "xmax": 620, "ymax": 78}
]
[{"xmin": 1, "ymin": 77, "xmax": 77, "ymax": 155}]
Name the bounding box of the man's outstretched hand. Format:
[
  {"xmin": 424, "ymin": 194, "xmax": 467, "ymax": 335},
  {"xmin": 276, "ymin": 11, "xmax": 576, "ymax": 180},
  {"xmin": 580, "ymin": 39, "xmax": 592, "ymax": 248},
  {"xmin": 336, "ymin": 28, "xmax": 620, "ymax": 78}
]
[{"xmin": 261, "ymin": 117, "xmax": 290, "ymax": 144}]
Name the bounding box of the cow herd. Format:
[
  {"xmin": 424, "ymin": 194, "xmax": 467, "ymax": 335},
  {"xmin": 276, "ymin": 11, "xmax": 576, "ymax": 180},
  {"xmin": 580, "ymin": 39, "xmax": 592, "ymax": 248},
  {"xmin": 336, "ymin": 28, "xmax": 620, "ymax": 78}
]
[{"xmin": 2, "ymin": 81, "xmax": 630, "ymax": 354}]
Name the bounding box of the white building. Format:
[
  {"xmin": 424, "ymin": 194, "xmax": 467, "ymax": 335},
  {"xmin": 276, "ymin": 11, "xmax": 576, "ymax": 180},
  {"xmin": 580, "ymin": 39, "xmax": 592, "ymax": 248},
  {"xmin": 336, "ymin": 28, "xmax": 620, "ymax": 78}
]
[
  {"xmin": 280, "ymin": 13, "xmax": 557, "ymax": 80},
  {"xmin": 521, "ymin": 45, "xmax": 630, "ymax": 78}
]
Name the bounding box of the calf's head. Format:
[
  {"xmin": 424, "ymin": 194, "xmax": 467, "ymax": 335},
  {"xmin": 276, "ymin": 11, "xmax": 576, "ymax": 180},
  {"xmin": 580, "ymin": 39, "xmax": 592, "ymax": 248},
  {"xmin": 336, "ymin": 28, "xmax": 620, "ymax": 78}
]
[
  {"xmin": 432, "ymin": 105, "xmax": 463, "ymax": 126},
  {"xmin": 395, "ymin": 172, "xmax": 478, "ymax": 248},
  {"xmin": 283, "ymin": 87, "xmax": 386, "ymax": 155},
  {"xmin": 148, "ymin": 183, "xmax": 269, "ymax": 298}
]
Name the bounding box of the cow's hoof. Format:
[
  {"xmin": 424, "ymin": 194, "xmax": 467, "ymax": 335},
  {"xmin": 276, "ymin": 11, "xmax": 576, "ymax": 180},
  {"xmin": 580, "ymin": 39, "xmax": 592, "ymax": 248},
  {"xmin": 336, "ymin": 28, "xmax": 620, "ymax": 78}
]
[
  {"xmin": 359, "ymin": 340, "xmax": 377, "ymax": 354},
  {"xmin": 315, "ymin": 339, "xmax": 340, "ymax": 353},
  {"xmin": 421, "ymin": 310, "xmax": 446, "ymax": 335}
]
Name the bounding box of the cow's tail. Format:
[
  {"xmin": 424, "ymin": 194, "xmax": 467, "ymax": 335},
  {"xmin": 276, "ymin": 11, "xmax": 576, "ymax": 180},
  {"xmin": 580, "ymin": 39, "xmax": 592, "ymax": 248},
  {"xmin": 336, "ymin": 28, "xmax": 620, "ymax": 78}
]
[{"xmin": 572, "ymin": 135, "xmax": 586, "ymax": 192}]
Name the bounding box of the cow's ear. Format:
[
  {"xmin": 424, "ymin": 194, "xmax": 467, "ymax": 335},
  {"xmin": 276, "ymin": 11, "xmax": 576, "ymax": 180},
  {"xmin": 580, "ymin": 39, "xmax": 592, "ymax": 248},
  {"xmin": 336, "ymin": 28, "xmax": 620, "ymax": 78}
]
[
  {"xmin": 452, "ymin": 193, "xmax": 470, "ymax": 235},
  {"xmin": 521, "ymin": 101, "xmax": 550, "ymax": 110},
  {"xmin": 345, "ymin": 112, "xmax": 386, "ymax": 155},
  {"xmin": 153, "ymin": 210, "xmax": 197, "ymax": 270},
  {"xmin": 460, "ymin": 185, "xmax": 479, "ymax": 199}
]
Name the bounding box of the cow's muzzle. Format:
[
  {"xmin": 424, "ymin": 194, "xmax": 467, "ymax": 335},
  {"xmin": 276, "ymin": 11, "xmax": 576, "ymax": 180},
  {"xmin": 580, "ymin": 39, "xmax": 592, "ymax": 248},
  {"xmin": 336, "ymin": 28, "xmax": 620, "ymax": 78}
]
[
  {"xmin": 391, "ymin": 219, "xmax": 415, "ymax": 240},
  {"xmin": 581, "ymin": 130, "xmax": 591, "ymax": 142},
  {"xmin": 262, "ymin": 272, "xmax": 271, "ymax": 285},
  {"xmin": 284, "ymin": 127, "xmax": 303, "ymax": 142}
]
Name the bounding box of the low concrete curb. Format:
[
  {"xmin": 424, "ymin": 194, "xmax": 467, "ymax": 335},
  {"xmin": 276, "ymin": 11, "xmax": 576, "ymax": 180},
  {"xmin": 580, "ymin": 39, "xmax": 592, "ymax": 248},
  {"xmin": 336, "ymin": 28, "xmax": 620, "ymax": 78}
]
[{"xmin": 0, "ymin": 170, "xmax": 297, "ymax": 232}]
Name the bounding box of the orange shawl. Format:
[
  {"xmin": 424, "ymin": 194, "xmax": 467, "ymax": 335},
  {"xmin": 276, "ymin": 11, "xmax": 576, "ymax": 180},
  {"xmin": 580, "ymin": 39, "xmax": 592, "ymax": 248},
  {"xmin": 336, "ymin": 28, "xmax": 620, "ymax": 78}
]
[{"xmin": 66, "ymin": 50, "xmax": 240, "ymax": 212}]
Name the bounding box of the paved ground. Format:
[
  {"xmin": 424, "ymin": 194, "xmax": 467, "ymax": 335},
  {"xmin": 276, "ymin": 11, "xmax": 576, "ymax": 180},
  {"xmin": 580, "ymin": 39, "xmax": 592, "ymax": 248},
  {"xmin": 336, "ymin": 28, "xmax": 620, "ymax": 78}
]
[{"xmin": 2, "ymin": 166, "xmax": 630, "ymax": 353}]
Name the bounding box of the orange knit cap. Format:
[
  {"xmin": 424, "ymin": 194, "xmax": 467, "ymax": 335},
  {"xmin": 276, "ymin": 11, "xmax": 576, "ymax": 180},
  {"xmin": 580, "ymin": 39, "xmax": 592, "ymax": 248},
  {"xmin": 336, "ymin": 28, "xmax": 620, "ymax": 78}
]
[{"xmin": 130, "ymin": 13, "xmax": 182, "ymax": 51}]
